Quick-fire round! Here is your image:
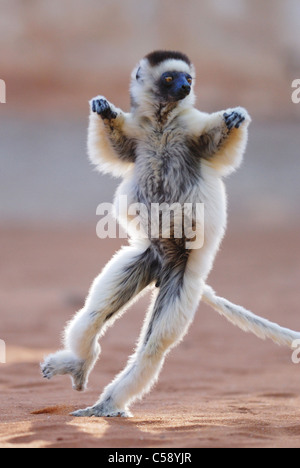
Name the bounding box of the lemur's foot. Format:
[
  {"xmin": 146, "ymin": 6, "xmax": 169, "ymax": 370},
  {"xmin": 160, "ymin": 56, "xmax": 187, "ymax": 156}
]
[
  {"xmin": 224, "ymin": 109, "xmax": 246, "ymax": 130},
  {"xmin": 41, "ymin": 350, "xmax": 88, "ymax": 391},
  {"xmin": 71, "ymin": 402, "xmax": 131, "ymax": 418},
  {"xmin": 90, "ymin": 97, "xmax": 117, "ymax": 120}
]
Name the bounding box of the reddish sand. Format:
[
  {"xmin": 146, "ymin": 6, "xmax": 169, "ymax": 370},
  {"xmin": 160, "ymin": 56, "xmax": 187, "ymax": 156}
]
[{"xmin": 1, "ymin": 223, "xmax": 300, "ymax": 448}]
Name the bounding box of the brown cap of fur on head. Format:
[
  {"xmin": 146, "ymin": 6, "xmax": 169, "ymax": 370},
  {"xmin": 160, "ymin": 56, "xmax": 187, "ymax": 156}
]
[{"xmin": 144, "ymin": 50, "xmax": 192, "ymax": 68}]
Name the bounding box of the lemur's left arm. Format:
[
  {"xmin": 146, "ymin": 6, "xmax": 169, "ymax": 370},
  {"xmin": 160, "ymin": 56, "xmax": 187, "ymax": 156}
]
[
  {"xmin": 88, "ymin": 96, "xmax": 137, "ymax": 178},
  {"xmin": 185, "ymin": 107, "xmax": 251, "ymax": 176}
]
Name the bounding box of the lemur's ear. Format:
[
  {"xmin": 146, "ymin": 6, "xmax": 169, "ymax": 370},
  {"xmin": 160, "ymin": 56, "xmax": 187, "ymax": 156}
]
[{"xmin": 136, "ymin": 67, "xmax": 142, "ymax": 81}]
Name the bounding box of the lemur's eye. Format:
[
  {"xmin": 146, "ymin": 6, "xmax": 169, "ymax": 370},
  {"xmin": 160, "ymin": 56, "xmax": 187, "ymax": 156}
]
[
  {"xmin": 165, "ymin": 77, "xmax": 173, "ymax": 83},
  {"xmin": 187, "ymin": 77, "xmax": 192, "ymax": 84}
]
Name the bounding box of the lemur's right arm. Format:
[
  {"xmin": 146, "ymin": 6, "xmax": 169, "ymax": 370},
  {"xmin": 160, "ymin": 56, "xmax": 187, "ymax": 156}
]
[{"xmin": 88, "ymin": 96, "xmax": 137, "ymax": 178}]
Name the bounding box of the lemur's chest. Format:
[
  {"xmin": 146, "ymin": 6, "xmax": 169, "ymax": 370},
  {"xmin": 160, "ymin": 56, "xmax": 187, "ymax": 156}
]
[{"xmin": 134, "ymin": 129, "xmax": 201, "ymax": 204}]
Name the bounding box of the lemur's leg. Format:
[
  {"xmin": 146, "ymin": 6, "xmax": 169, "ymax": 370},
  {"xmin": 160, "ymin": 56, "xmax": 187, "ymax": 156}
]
[
  {"xmin": 41, "ymin": 244, "xmax": 160, "ymax": 391},
  {"xmin": 72, "ymin": 249, "xmax": 204, "ymax": 417}
]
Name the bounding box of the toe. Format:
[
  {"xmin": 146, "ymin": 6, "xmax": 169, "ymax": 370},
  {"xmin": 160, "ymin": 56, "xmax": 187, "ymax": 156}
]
[
  {"xmin": 71, "ymin": 407, "xmax": 94, "ymax": 417},
  {"xmin": 235, "ymin": 116, "xmax": 245, "ymax": 128}
]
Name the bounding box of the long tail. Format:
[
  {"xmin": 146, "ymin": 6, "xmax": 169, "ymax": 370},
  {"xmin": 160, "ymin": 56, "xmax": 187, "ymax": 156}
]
[{"xmin": 202, "ymin": 284, "xmax": 300, "ymax": 348}]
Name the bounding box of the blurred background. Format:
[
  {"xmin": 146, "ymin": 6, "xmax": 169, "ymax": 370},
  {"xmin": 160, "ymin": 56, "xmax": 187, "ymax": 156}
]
[{"xmin": 1, "ymin": 1, "xmax": 300, "ymax": 447}]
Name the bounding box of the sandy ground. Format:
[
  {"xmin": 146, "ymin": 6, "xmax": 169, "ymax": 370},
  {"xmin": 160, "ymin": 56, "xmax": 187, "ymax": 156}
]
[{"xmin": 1, "ymin": 222, "xmax": 300, "ymax": 448}]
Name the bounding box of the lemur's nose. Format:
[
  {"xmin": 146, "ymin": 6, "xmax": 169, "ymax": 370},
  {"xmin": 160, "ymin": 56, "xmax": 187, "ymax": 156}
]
[{"xmin": 182, "ymin": 84, "xmax": 191, "ymax": 94}]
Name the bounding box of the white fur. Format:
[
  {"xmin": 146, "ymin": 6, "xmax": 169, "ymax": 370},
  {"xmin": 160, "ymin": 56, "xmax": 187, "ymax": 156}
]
[
  {"xmin": 95, "ymin": 258, "xmax": 204, "ymax": 415},
  {"xmin": 41, "ymin": 53, "xmax": 299, "ymax": 418},
  {"xmin": 88, "ymin": 96, "xmax": 136, "ymax": 178},
  {"xmin": 178, "ymin": 106, "xmax": 250, "ymax": 176},
  {"xmin": 202, "ymin": 285, "xmax": 300, "ymax": 347}
]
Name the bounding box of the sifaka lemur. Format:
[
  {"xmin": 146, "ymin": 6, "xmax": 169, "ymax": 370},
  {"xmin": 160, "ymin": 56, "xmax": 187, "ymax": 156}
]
[{"xmin": 41, "ymin": 50, "xmax": 300, "ymax": 417}]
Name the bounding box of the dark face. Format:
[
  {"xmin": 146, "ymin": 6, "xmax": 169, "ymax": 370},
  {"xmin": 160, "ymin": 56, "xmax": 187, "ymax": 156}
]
[{"xmin": 157, "ymin": 71, "xmax": 192, "ymax": 102}]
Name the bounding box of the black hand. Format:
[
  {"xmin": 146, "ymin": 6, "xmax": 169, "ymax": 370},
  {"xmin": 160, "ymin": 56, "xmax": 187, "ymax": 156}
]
[
  {"xmin": 92, "ymin": 98, "xmax": 117, "ymax": 120},
  {"xmin": 224, "ymin": 111, "xmax": 245, "ymax": 130}
]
